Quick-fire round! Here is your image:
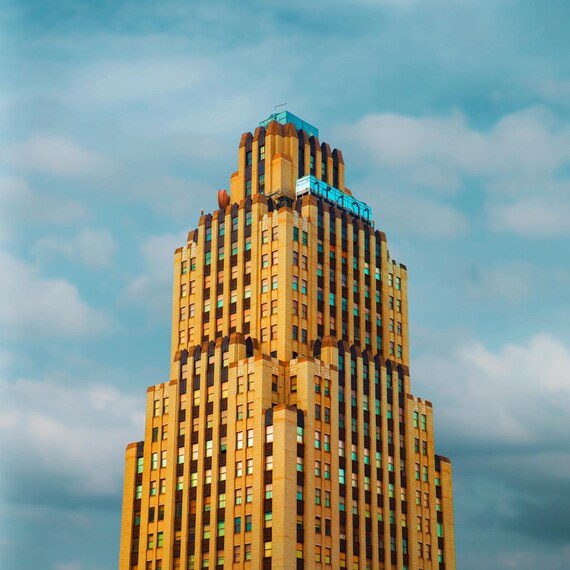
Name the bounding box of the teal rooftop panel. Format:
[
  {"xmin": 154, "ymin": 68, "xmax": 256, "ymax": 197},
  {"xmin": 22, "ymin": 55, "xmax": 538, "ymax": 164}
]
[
  {"xmin": 259, "ymin": 111, "xmax": 319, "ymax": 138},
  {"xmin": 295, "ymin": 175, "xmax": 373, "ymax": 226}
]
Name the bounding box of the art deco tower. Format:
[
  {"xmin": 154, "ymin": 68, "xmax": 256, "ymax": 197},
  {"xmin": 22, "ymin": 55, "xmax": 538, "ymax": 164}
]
[{"xmin": 119, "ymin": 112, "xmax": 456, "ymax": 570}]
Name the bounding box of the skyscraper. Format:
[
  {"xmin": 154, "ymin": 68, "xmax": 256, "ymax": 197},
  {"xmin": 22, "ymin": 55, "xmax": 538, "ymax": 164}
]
[{"xmin": 119, "ymin": 111, "xmax": 456, "ymax": 570}]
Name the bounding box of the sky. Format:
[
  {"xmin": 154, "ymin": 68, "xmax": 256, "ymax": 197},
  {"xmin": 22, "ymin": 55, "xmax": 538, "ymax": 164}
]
[{"xmin": 1, "ymin": 0, "xmax": 570, "ymax": 568}]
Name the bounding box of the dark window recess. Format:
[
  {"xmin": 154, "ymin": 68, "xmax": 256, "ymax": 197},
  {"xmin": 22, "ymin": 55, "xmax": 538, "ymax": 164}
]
[{"xmin": 173, "ymin": 540, "xmax": 181, "ymax": 558}]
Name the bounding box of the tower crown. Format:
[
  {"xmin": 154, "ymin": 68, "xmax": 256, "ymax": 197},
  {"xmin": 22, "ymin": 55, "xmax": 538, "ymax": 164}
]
[{"xmin": 259, "ymin": 110, "xmax": 319, "ymax": 138}]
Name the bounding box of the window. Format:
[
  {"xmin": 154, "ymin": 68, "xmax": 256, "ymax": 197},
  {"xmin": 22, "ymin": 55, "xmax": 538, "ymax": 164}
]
[
  {"xmin": 246, "ymin": 458, "xmax": 253, "ymax": 475},
  {"xmin": 147, "ymin": 534, "xmax": 154, "ymax": 550},
  {"xmin": 157, "ymin": 531, "xmax": 164, "ymax": 548},
  {"xmin": 246, "ymin": 486, "xmax": 253, "ymax": 503},
  {"xmin": 234, "ymin": 517, "xmax": 242, "ymax": 533},
  {"xmin": 247, "ymin": 429, "xmax": 254, "ymax": 447},
  {"xmin": 150, "ymin": 480, "xmax": 157, "ymax": 496},
  {"xmin": 245, "ymin": 543, "xmax": 252, "ymax": 561}
]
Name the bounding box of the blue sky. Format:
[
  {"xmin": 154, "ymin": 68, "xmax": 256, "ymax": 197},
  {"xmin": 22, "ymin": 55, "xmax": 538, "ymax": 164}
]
[{"xmin": 1, "ymin": 1, "xmax": 570, "ymax": 568}]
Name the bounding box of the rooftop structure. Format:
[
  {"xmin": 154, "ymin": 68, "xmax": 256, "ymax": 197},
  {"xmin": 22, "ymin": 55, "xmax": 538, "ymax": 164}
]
[
  {"xmin": 259, "ymin": 111, "xmax": 319, "ymax": 138},
  {"xmin": 295, "ymin": 175, "xmax": 373, "ymax": 225}
]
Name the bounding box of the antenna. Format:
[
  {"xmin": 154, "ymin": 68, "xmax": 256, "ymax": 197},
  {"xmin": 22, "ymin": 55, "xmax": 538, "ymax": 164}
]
[{"xmin": 274, "ymin": 102, "xmax": 287, "ymax": 115}]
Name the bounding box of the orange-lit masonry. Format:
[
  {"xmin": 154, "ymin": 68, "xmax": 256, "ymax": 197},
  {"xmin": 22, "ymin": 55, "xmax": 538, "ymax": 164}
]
[{"xmin": 119, "ymin": 113, "xmax": 456, "ymax": 570}]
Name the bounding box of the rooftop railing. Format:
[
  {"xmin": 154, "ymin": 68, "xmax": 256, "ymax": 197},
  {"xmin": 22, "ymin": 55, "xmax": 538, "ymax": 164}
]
[{"xmin": 295, "ymin": 175, "xmax": 373, "ymax": 225}]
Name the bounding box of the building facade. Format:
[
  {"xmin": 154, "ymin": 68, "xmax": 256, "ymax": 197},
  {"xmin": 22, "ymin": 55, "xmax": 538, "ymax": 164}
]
[{"xmin": 119, "ymin": 112, "xmax": 456, "ymax": 570}]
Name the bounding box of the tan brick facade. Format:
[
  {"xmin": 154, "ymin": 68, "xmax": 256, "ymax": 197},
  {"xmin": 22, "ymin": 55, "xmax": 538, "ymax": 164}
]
[{"xmin": 119, "ymin": 114, "xmax": 455, "ymax": 570}]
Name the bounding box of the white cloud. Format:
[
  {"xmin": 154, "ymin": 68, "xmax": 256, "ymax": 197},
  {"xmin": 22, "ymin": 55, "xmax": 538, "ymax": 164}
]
[
  {"xmin": 0, "ymin": 375, "xmax": 144, "ymax": 499},
  {"xmin": 339, "ymin": 107, "xmax": 570, "ymax": 237},
  {"xmin": 415, "ymin": 333, "xmax": 570, "ymax": 451},
  {"xmin": 489, "ymin": 197, "xmax": 570, "ymax": 236},
  {"xmin": 6, "ymin": 135, "xmax": 108, "ymax": 177},
  {"xmin": 342, "ymin": 107, "xmax": 570, "ymax": 183},
  {"xmin": 122, "ymin": 232, "xmax": 184, "ymax": 315},
  {"xmin": 0, "ymin": 177, "xmax": 87, "ymax": 242},
  {"xmin": 34, "ymin": 228, "xmax": 117, "ymax": 267},
  {"xmin": 0, "ymin": 251, "xmax": 110, "ymax": 337}
]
